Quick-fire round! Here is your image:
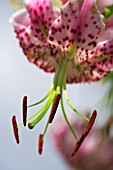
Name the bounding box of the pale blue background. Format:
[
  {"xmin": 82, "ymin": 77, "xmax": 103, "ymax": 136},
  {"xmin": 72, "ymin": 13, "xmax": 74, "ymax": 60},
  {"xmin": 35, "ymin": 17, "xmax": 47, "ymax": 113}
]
[{"xmin": 0, "ymin": 1, "xmax": 106, "ymax": 170}]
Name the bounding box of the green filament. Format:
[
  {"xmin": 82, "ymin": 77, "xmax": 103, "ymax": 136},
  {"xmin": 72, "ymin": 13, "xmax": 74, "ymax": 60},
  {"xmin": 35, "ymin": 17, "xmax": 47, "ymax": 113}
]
[
  {"xmin": 18, "ymin": 57, "xmax": 89, "ymax": 143},
  {"xmin": 60, "ymin": 92, "xmax": 78, "ymax": 141},
  {"xmin": 28, "ymin": 85, "xmax": 54, "ymax": 108},
  {"xmin": 64, "ymin": 87, "xmax": 89, "ymax": 122},
  {"xmin": 28, "ymin": 91, "xmax": 56, "ymax": 129}
]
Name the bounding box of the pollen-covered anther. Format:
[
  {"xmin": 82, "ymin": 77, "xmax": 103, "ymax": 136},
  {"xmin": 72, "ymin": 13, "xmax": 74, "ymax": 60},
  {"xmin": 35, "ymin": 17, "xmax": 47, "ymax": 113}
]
[
  {"xmin": 83, "ymin": 110, "xmax": 97, "ymax": 137},
  {"xmin": 71, "ymin": 110, "xmax": 97, "ymax": 156},
  {"xmin": 49, "ymin": 94, "xmax": 61, "ymax": 123},
  {"xmin": 71, "ymin": 134, "xmax": 85, "ymax": 156},
  {"xmin": 38, "ymin": 134, "xmax": 44, "ymax": 155},
  {"xmin": 23, "ymin": 96, "xmax": 27, "ymax": 126},
  {"xmin": 12, "ymin": 115, "xmax": 20, "ymax": 144}
]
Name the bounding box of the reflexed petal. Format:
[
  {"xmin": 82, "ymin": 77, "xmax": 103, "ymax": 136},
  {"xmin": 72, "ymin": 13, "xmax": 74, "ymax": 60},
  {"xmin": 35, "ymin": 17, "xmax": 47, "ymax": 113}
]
[
  {"xmin": 92, "ymin": 16, "xmax": 113, "ymax": 57},
  {"xmin": 61, "ymin": 0, "xmax": 68, "ymax": 4},
  {"xmin": 24, "ymin": 0, "xmax": 58, "ymax": 42},
  {"xmin": 10, "ymin": 8, "xmax": 31, "ymax": 32},
  {"xmin": 105, "ymin": 14, "xmax": 113, "ymax": 28},
  {"xmin": 48, "ymin": 0, "xmax": 82, "ymax": 50},
  {"xmin": 10, "ymin": 8, "xmax": 59, "ymax": 73},
  {"xmin": 74, "ymin": 0, "xmax": 104, "ymax": 63},
  {"xmin": 66, "ymin": 55, "xmax": 113, "ymax": 83},
  {"xmin": 48, "ymin": 0, "xmax": 104, "ymax": 63},
  {"xmin": 97, "ymin": 0, "xmax": 113, "ymax": 13}
]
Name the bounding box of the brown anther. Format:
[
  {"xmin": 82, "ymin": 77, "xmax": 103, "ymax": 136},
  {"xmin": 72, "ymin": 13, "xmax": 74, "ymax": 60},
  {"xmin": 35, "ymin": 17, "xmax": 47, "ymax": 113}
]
[
  {"xmin": 49, "ymin": 94, "xmax": 61, "ymax": 123},
  {"xmin": 71, "ymin": 110, "xmax": 97, "ymax": 156},
  {"xmin": 38, "ymin": 134, "xmax": 44, "ymax": 155},
  {"xmin": 23, "ymin": 96, "xmax": 27, "ymax": 126},
  {"xmin": 71, "ymin": 134, "xmax": 85, "ymax": 156},
  {"xmin": 83, "ymin": 110, "xmax": 97, "ymax": 137},
  {"xmin": 12, "ymin": 115, "xmax": 20, "ymax": 144}
]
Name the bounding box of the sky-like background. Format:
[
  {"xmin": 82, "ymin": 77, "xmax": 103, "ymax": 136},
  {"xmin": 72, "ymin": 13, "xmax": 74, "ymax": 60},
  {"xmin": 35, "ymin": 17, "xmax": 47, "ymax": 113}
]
[{"xmin": 0, "ymin": 1, "xmax": 107, "ymax": 170}]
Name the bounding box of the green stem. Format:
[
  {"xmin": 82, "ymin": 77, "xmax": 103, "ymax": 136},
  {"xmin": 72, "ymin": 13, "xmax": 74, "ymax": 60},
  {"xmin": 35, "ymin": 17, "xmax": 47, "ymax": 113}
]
[{"xmin": 53, "ymin": 58, "xmax": 68, "ymax": 89}]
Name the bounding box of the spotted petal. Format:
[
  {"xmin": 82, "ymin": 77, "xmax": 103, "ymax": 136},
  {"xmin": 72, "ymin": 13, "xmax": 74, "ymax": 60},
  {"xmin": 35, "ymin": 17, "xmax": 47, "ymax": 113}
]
[
  {"xmin": 92, "ymin": 15, "xmax": 113, "ymax": 58},
  {"xmin": 48, "ymin": 0, "xmax": 104, "ymax": 63},
  {"xmin": 24, "ymin": 0, "xmax": 58, "ymax": 42},
  {"xmin": 10, "ymin": 8, "xmax": 59, "ymax": 73},
  {"xmin": 66, "ymin": 54, "xmax": 113, "ymax": 83}
]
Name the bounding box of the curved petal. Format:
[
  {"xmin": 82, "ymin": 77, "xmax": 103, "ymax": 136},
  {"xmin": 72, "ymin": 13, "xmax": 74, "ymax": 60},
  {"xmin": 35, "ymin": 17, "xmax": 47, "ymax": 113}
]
[
  {"xmin": 105, "ymin": 14, "xmax": 113, "ymax": 28},
  {"xmin": 24, "ymin": 0, "xmax": 58, "ymax": 42},
  {"xmin": 61, "ymin": 0, "xmax": 68, "ymax": 4},
  {"xmin": 66, "ymin": 55, "xmax": 113, "ymax": 83},
  {"xmin": 10, "ymin": 8, "xmax": 59, "ymax": 73},
  {"xmin": 74, "ymin": 0, "xmax": 104, "ymax": 63},
  {"xmin": 48, "ymin": 0, "xmax": 104, "ymax": 63},
  {"xmin": 97, "ymin": 0, "xmax": 113, "ymax": 13},
  {"xmin": 10, "ymin": 8, "xmax": 31, "ymax": 31},
  {"xmin": 48, "ymin": 0, "xmax": 83, "ymax": 50}
]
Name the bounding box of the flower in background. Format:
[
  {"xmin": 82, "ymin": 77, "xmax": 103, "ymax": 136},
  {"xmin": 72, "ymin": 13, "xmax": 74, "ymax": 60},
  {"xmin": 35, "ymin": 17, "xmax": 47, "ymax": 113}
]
[
  {"xmin": 99, "ymin": 72, "xmax": 113, "ymax": 114},
  {"xmin": 10, "ymin": 0, "xmax": 113, "ymax": 154},
  {"xmin": 51, "ymin": 114, "xmax": 113, "ymax": 170}
]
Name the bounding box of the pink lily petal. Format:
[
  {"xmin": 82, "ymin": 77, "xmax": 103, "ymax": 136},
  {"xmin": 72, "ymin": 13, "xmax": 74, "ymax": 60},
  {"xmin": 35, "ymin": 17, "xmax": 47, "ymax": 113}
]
[
  {"xmin": 74, "ymin": 0, "xmax": 104, "ymax": 63},
  {"xmin": 10, "ymin": 0, "xmax": 113, "ymax": 83},
  {"xmin": 97, "ymin": 0, "xmax": 113, "ymax": 13},
  {"xmin": 24, "ymin": 0, "xmax": 58, "ymax": 42},
  {"xmin": 48, "ymin": 0, "xmax": 104, "ymax": 63},
  {"xmin": 92, "ymin": 17, "xmax": 113, "ymax": 58},
  {"xmin": 10, "ymin": 8, "xmax": 59, "ymax": 73},
  {"xmin": 66, "ymin": 58, "xmax": 112, "ymax": 84},
  {"xmin": 105, "ymin": 14, "xmax": 113, "ymax": 28},
  {"xmin": 61, "ymin": 0, "xmax": 68, "ymax": 4}
]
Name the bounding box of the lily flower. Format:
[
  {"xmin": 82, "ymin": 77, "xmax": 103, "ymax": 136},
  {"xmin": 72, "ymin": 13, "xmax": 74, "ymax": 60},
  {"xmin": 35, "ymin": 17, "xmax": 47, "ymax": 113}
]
[
  {"xmin": 52, "ymin": 114, "xmax": 113, "ymax": 170},
  {"xmin": 10, "ymin": 0, "xmax": 113, "ymax": 154}
]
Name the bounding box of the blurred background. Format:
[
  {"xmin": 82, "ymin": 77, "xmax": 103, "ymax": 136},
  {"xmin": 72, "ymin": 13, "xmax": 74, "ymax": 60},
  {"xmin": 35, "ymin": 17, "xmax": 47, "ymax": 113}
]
[{"xmin": 0, "ymin": 1, "xmax": 109, "ymax": 170}]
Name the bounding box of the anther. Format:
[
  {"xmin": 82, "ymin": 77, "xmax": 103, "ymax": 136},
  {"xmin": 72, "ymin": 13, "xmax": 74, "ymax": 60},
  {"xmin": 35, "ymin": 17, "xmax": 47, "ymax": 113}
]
[
  {"xmin": 49, "ymin": 94, "xmax": 61, "ymax": 123},
  {"xmin": 83, "ymin": 110, "xmax": 97, "ymax": 137},
  {"xmin": 71, "ymin": 110, "xmax": 97, "ymax": 156},
  {"xmin": 38, "ymin": 134, "xmax": 44, "ymax": 155},
  {"xmin": 28, "ymin": 122, "xmax": 34, "ymax": 129},
  {"xmin": 23, "ymin": 96, "xmax": 27, "ymax": 126},
  {"xmin": 71, "ymin": 134, "xmax": 85, "ymax": 156},
  {"xmin": 12, "ymin": 115, "xmax": 20, "ymax": 144}
]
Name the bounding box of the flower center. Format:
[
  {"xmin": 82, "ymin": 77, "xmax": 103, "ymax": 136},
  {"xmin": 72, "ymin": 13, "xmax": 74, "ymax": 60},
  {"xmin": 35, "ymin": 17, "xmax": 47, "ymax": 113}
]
[
  {"xmin": 15, "ymin": 56, "xmax": 92, "ymax": 155},
  {"xmin": 20, "ymin": 57, "xmax": 88, "ymax": 135}
]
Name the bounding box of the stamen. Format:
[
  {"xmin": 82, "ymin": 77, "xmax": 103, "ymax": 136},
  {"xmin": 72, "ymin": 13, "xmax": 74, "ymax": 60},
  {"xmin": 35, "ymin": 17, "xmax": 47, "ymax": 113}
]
[
  {"xmin": 49, "ymin": 94, "xmax": 61, "ymax": 123},
  {"xmin": 23, "ymin": 96, "xmax": 27, "ymax": 126},
  {"xmin": 28, "ymin": 122, "xmax": 34, "ymax": 129},
  {"xmin": 71, "ymin": 110, "xmax": 97, "ymax": 156},
  {"xmin": 71, "ymin": 134, "xmax": 85, "ymax": 156},
  {"xmin": 83, "ymin": 110, "xmax": 97, "ymax": 137},
  {"xmin": 12, "ymin": 115, "xmax": 20, "ymax": 144},
  {"xmin": 38, "ymin": 134, "xmax": 44, "ymax": 155}
]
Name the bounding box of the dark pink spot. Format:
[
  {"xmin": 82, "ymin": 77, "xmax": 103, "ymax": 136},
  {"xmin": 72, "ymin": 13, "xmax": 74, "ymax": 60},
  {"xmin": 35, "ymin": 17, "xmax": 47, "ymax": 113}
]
[
  {"xmin": 85, "ymin": 24, "xmax": 88, "ymax": 27},
  {"xmin": 49, "ymin": 36, "xmax": 54, "ymax": 41},
  {"xmin": 82, "ymin": 39, "xmax": 86, "ymax": 43},
  {"xmin": 39, "ymin": 6, "xmax": 43, "ymax": 11}
]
